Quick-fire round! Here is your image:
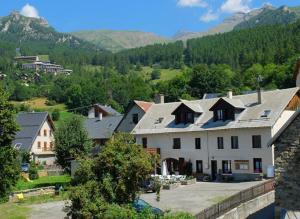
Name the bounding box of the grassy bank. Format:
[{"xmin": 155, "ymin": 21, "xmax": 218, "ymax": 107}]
[{"xmin": 14, "ymin": 175, "xmax": 71, "ymax": 191}]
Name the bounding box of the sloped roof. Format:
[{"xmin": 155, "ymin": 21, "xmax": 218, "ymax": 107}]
[
  {"xmin": 84, "ymin": 115, "xmax": 123, "ymax": 139},
  {"xmin": 172, "ymin": 101, "xmax": 203, "ymax": 114},
  {"xmin": 94, "ymin": 104, "xmax": 121, "ymax": 116},
  {"xmin": 209, "ymin": 98, "xmax": 245, "ymax": 111},
  {"xmin": 13, "ymin": 112, "xmax": 52, "ymax": 151},
  {"xmin": 133, "ymin": 88, "xmax": 299, "ymax": 135},
  {"xmin": 134, "ymin": 101, "xmax": 153, "ymax": 112}
]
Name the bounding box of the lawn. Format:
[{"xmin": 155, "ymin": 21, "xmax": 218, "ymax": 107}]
[
  {"xmin": 141, "ymin": 67, "xmax": 183, "ymax": 82},
  {"xmin": 14, "ymin": 175, "xmax": 71, "ymax": 191}
]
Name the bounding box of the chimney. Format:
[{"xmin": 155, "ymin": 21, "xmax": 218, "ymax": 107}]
[
  {"xmin": 154, "ymin": 94, "xmax": 164, "ymax": 104},
  {"xmin": 257, "ymin": 88, "xmax": 262, "ymax": 104},
  {"xmin": 227, "ymin": 91, "xmax": 233, "ymax": 99},
  {"xmin": 98, "ymin": 112, "xmax": 103, "ymax": 121}
]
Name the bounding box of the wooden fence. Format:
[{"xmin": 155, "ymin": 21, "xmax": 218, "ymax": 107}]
[{"xmin": 195, "ymin": 179, "xmax": 275, "ymax": 219}]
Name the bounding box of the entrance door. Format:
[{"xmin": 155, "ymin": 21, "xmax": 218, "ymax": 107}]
[
  {"xmin": 211, "ymin": 160, "xmax": 218, "ymax": 181},
  {"xmin": 253, "ymin": 158, "xmax": 262, "ymax": 173},
  {"xmin": 178, "ymin": 157, "xmax": 185, "ymax": 175}
]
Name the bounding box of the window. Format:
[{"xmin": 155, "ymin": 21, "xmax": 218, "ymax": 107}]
[
  {"xmin": 132, "ymin": 114, "xmax": 139, "ymax": 124},
  {"xmin": 37, "ymin": 141, "xmax": 41, "ymax": 149},
  {"xmin": 187, "ymin": 112, "xmax": 194, "ymax": 123},
  {"xmin": 231, "ymin": 136, "xmax": 239, "ymax": 149},
  {"xmin": 253, "ymin": 158, "xmax": 262, "ymax": 173},
  {"xmin": 14, "ymin": 143, "xmax": 22, "ymax": 149},
  {"xmin": 235, "ymin": 160, "xmax": 249, "ymax": 170},
  {"xmin": 261, "ymin": 110, "xmax": 271, "ymax": 118},
  {"xmin": 217, "ymin": 110, "xmax": 225, "ymax": 120},
  {"xmin": 173, "ymin": 138, "xmax": 181, "ymax": 149},
  {"xmin": 44, "ymin": 142, "xmax": 47, "ymax": 149},
  {"xmin": 196, "ymin": 160, "xmax": 203, "ymax": 173},
  {"xmin": 142, "ymin": 137, "xmax": 147, "ymax": 148},
  {"xmin": 252, "ymin": 135, "xmax": 261, "ymax": 148},
  {"xmin": 217, "ymin": 137, "xmax": 224, "ymax": 149},
  {"xmin": 50, "ymin": 142, "xmax": 53, "ymax": 149},
  {"xmin": 195, "ymin": 138, "xmax": 201, "ymax": 149},
  {"xmin": 44, "ymin": 130, "xmax": 47, "ymax": 136},
  {"xmin": 222, "ymin": 160, "xmax": 232, "ymax": 173}
]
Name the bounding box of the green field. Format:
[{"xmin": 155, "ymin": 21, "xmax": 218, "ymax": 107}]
[
  {"xmin": 14, "ymin": 175, "xmax": 71, "ymax": 191},
  {"xmin": 141, "ymin": 67, "xmax": 184, "ymax": 82}
]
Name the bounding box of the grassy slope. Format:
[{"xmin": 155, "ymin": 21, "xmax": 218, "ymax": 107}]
[
  {"xmin": 11, "ymin": 97, "xmax": 75, "ymax": 127},
  {"xmin": 141, "ymin": 67, "xmax": 183, "ymax": 82}
]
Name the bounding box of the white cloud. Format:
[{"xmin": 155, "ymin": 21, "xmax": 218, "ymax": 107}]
[
  {"xmin": 20, "ymin": 3, "xmax": 39, "ymax": 18},
  {"xmin": 177, "ymin": 0, "xmax": 207, "ymax": 8},
  {"xmin": 200, "ymin": 10, "xmax": 219, "ymax": 22},
  {"xmin": 221, "ymin": 0, "xmax": 251, "ymax": 13}
]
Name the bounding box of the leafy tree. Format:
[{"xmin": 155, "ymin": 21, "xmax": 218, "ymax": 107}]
[
  {"xmin": 68, "ymin": 133, "xmax": 154, "ymax": 217},
  {"xmin": 0, "ymin": 86, "xmax": 20, "ymax": 202},
  {"xmin": 151, "ymin": 69, "xmax": 161, "ymax": 80},
  {"xmin": 51, "ymin": 109, "xmax": 60, "ymax": 121},
  {"xmin": 54, "ymin": 115, "xmax": 92, "ymax": 170}
]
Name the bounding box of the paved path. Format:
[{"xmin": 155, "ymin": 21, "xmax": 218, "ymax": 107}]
[
  {"xmin": 141, "ymin": 181, "xmax": 264, "ymax": 215},
  {"xmin": 29, "ymin": 201, "xmax": 66, "ymax": 219}
]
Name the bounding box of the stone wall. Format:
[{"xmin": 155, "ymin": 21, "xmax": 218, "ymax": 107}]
[{"xmin": 274, "ymin": 114, "xmax": 300, "ymax": 211}]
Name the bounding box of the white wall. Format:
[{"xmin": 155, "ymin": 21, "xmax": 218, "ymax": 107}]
[
  {"xmin": 31, "ymin": 120, "xmax": 55, "ymax": 165},
  {"xmin": 117, "ymin": 105, "xmax": 145, "ymax": 133},
  {"xmin": 136, "ymin": 127, "xmax": 273, "ymax": 175}
]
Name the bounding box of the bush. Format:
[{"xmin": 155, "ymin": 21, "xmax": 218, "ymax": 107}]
[
  {"xmin": 45, "ymin": 99, "xmax": 57, "ymax": 106},
  {"xmin": 151, "ymin": 69, "xmax": 161, "ymax": 80},
  {"xmin": 51, "ymin": 109, "xmax": 60, "ymax": 121},
  {"xmin": 29, "ymin": 162, "xmax": 39, "ymax": 180}
]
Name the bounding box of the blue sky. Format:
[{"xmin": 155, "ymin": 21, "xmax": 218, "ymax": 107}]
[{"xmin": 1, "ymin": 0, "xmax": 299, "ymax": 37}]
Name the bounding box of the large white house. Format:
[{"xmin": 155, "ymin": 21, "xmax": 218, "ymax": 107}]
[
  {"xmin": 132, "ymin": 88, "xmax": 300, "ymax": 180},
  {"xmin": 13, "ymin": 112, "xmax": 55, "ymax": 165}
]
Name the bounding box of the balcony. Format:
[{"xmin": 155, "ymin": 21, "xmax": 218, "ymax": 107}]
[
  {"xmin": 144, "ymin": 147, "xmax": 160, "ymax": 155},
  {"xmin": 42, "ymin": 147, "xmax": 54, "ymax": 152}
]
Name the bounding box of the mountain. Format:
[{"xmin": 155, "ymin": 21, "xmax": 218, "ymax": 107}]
[
  {"xmin": 234, "ymin": 5, "xmax": 300, "ymax": 30},
  {"xmin": 71, "ymin": 30, "xmax": 169, "ymax": 52},
  {"xmin": 174, "ymin": 5, "xmax": 273, "ymax": 41},
  {"xmin": 0, "ymin": 11, "xmax": 92, "ymax": 48}
]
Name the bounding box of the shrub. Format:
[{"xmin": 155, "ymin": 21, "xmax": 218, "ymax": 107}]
[
  {"xmin": 29, "ymin": 162, "xmax": 39, "ymax": 180},
  {"xmin": 51, "ymin": 109, "xmax": 60, "ymax": 121},
  {"xmin": 151, "ymin": 69, "xmax": 161, "ymax": 80},
  {"xmin": 45, "ymin": 99, "xmax": 56, "ymax": 106}
]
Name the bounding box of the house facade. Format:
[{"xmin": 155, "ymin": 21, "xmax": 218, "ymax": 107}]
[
  {"xmin": 116, "ymin": 100, "xmax": 153, "ymax": 133},
  {"xmin": 133, "ymin": 88, "xmax": 300, "ymax": 179},
  {"xmin": 13, "ymin": 112, "xmax": 55, "ymax": 165}
]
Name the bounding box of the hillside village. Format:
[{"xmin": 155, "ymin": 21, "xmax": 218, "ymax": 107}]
[{"xmin": 1, "ymin": 2, "xmax": 300, "ymax": 219}]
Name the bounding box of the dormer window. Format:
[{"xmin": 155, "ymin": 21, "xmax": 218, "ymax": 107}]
[
  {"xmin": 172, "ymin": 102, "xmax": 203, "ymax": 125},
  {"xmin": 210, "ymin": 98, "xmax": 245, "ymax": 122},
  {"xmin": 261, "ymin": 110, "xmax": 271, "ymax": 118}
]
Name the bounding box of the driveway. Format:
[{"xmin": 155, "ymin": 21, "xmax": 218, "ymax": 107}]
[
  {"xmin": 29, "ymin": 201, "xmax": 67, "ymax": 219},
  {"xmin": 140, "ymin": 181, "xmax": 264, "ymax": 215}
]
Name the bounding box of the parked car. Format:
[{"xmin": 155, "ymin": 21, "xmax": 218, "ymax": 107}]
[
  {"xmin": 133, "ymin": 199, "xmax": 163, "ymax": 215},
  {"xmin": 140, "ymin": 178, "xmax": 157, "ymax": 193},
  {"xmin": 21, "ymin": 163, "xmax": 30, "ymax": 172}
]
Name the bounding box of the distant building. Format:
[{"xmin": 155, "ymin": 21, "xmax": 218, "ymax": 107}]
[
  {"xmin": 15, "ymin": 55, "xmax": 72, "ymax": 75},
  {"xmin": 13, "ymin": 112, "xmax": 56, "ymax": 165}
]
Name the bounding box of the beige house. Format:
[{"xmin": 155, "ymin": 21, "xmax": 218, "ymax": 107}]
[
  {"xmin": 13, "ymin": 112, "xmax": 55, "ymax": 165},
  {"xmin": 132, "ymin": 88, "xmax": 300, "ymax": 180}
]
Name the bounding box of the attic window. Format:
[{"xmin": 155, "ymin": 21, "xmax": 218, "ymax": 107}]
[
  {"xmin": 14, "ymin": 143, "xmax": 22, "ymax": 149},
  {"xmin": 155, "ymin": 117, "xmax": 164, "ymax": 124},
  {"xmin": 261, "ymin": 110, "xmax": 271, "ymax": 118}
]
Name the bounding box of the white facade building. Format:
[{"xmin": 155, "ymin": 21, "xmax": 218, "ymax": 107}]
[{"xmin": 133, "ymin": 88, "xmax": 300, "ymax": 179}]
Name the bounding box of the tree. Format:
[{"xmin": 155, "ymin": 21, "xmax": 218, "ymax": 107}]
[
  {"xmin": 54, "ymin": 115, "xmax": 92, "ymax": 170},
  {"xmin": 68, "ymin": 133, "xmax": 154, "ymax": 217},
  {"xmin": 151, "ymin": 69, "xmax": 161, "ymax": 80},
  {"xmin": 0, "ymin": 86, "xmax": 20, "ymax": 202},
  {"xmin": 51, "ymin": 109, "xmax": 60, "ymax": 121}
]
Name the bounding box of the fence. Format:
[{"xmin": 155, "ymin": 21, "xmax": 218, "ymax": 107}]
[{"xmin": 195, "ymin": 179, "xmax": 275, "ymax": 219}]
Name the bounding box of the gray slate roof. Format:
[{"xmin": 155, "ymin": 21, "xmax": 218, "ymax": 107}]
[
  {"xmin": 84, "ymin": 115, "xmax": 123, "ymax": 139},
  {"xmin": 95, "ymin": 104, "xmax": 121, "ymax": 116},
  {"xmin": 133, "ymin": 88, "xmax": 299, "ymax": 135},
  {"xmin": 13, "ymin": 112, "xmax": 49, "ymax": 151}
]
